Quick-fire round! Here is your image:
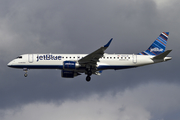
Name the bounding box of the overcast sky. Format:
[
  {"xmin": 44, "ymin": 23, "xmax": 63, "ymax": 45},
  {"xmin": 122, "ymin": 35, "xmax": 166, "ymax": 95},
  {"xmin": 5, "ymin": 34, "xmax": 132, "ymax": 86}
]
[{"xmin": 0, "ymin": 0, "xmax": 180, "ymax": 120}]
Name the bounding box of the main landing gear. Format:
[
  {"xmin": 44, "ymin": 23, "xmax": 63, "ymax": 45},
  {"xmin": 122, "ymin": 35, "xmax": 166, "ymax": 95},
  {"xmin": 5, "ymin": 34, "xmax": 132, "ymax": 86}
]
[
  {"xmin": 23, "ymin": 68, "xmax": 28, "ymax": 77},
  {"xmin": 86, "ymin": 69, "xmax": 92, "ymax": 82},
  {"xmin": 86, "ymin": 75, "xmax": 91, "ymax": 82}
]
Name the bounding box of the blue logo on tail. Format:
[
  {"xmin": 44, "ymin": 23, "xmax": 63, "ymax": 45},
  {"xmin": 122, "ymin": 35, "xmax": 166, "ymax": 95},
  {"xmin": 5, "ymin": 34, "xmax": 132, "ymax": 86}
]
[{"xmin": 138, "ymin": 32, "xmax": 169, "ymax": 56}]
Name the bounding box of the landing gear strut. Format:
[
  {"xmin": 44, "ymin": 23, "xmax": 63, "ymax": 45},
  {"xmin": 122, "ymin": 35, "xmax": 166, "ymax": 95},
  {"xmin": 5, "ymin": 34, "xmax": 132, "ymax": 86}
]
[{"xmin": 23, "ymin": 68, "xmax": 28, "ymax": 77}]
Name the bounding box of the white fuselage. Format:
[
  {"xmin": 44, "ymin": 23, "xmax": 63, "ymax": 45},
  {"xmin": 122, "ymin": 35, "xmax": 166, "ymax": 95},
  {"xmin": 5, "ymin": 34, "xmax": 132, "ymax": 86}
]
[
  {"xmin": 7, "ymin": 32, "xmax": 172, "ymax": 81},
  {"xmin": 7, "ymin": 53, "xmax": 171, "ymax": 72}
]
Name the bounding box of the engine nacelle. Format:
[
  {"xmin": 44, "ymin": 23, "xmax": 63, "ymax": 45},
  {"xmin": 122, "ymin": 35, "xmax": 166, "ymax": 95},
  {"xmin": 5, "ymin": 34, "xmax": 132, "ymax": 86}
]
[
  {"xmin": 63, "ymin": 61, "xmax": 80, "ymax": 70},
  {"xmin": 61, "ymin": 70, "xmax": 81, "ymax": 78}
]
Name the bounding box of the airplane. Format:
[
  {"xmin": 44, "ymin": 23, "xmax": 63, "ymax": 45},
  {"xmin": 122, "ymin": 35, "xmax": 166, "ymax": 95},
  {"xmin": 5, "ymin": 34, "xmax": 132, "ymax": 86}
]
[{"xmin": 7, "ymin": 32, "xmax": 172, "ymax": 82}]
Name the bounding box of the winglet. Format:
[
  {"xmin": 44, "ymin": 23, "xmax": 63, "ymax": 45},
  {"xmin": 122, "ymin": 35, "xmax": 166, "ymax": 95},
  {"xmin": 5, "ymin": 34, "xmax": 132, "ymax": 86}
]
[{"xmin": 104, "ymin": 38, "xmax": 113, "ymax": 48}]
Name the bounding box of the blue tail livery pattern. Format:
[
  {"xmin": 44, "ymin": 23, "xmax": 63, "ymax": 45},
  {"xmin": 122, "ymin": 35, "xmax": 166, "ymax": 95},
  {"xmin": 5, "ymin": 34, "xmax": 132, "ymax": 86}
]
[{"xmin": 138, "ymin": 32, "xmax": 169, "ymax": 56}]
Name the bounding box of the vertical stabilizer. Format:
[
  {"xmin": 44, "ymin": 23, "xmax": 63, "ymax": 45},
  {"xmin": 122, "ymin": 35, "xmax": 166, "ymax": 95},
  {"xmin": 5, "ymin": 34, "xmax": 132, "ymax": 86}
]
[{"xmin": 138, "ymin": 32, "xmax": 169, "ymax": 56}]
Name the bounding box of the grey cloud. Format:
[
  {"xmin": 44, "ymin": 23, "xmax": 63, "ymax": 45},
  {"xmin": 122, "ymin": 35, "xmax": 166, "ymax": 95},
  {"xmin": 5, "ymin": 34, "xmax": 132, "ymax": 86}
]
[{"xmin": 1, "ymin": 82, "xmax": 180, "ymax": 120}]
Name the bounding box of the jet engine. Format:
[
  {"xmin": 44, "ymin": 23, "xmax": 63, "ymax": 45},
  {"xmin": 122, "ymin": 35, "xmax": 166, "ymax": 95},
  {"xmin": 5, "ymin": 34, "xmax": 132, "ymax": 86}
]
[{"xmin": 61, "ymin": 70, "xmax": 81, "ymax": 78}]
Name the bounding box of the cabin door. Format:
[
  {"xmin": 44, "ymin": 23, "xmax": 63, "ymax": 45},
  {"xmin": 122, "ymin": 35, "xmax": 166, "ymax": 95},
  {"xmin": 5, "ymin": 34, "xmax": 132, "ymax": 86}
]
[
  {"xmin": 28, "ymin": 54, "xmax": 33, "ymax": 63},
  {"xmin": 133, "ymin": 54, "xmax": 137, "ymax": 64}
]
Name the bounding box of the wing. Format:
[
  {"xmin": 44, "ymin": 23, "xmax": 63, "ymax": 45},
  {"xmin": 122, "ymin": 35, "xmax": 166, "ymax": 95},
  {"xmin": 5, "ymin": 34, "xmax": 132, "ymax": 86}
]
[{"xmin": 78, "ymin": 38, "xmax": 113, "ymax": 66}]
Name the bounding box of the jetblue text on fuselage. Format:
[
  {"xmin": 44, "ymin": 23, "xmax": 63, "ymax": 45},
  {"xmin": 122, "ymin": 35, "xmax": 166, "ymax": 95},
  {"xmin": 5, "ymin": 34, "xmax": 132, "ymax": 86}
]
[{"xmin": 37, "ymin": 55, "xmax": 61, "ymax": 61}]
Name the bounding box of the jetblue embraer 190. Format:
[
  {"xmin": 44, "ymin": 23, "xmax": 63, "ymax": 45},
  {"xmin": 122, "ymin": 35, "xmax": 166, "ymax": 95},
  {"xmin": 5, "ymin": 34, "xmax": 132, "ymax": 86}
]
[{"xmin": 8, "ymin": 32, "xmax": 172, "ymax": 82}]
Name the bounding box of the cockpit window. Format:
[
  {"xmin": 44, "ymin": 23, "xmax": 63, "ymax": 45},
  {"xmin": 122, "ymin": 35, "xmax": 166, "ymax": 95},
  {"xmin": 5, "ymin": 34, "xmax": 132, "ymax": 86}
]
[{"xmin": 17, "ymin": 56, "xmax": 22, "ymax": 59}]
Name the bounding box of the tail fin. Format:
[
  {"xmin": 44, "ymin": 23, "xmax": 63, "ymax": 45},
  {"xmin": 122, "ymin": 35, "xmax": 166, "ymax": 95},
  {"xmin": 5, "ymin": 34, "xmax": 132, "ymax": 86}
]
[{"xmin": 138, "ymin": 32, "xmax": 169, "ymax": 56}]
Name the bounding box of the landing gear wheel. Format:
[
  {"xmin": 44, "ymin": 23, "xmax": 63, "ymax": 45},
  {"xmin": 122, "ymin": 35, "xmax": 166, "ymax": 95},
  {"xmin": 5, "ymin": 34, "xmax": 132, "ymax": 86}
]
[
  {"xmin": 86, "ymin": 76, "xmax": 91, "ymax": 82},
  {"xmin": 23, "ymin": 68, "xmax": 28, "ymax": 77},
  {"xmin": 24, "ymin": 73, "xmax": 28, "ymax": 77}
]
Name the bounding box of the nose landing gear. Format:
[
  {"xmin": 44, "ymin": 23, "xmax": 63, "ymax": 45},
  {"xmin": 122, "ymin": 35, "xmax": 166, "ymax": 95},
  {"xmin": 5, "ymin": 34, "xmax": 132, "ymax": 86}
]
[
  {"xmin": 23, "ymin": 68, "xmax": 28, "ymax": 77},
  {"xmin": 24, "ymin": 72, "xmax": 28, "ymax": 77}
]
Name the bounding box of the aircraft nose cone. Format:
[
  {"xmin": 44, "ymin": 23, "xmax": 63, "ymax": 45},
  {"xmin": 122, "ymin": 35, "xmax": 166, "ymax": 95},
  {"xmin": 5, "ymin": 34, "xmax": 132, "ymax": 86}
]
[
  {"xmin": 7, "ymin": 61, "xmax": 13, "ymax": 67},
  {"xmin": 7, "ymin": 62, "xmax": 11, "ymax": 67}
]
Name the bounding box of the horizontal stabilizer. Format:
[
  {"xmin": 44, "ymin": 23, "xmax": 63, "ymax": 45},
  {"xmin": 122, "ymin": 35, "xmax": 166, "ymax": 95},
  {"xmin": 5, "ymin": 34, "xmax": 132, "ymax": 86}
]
[{"xmin": 152, "ymin": 50, "xmax": 172, "ymax": 60}]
